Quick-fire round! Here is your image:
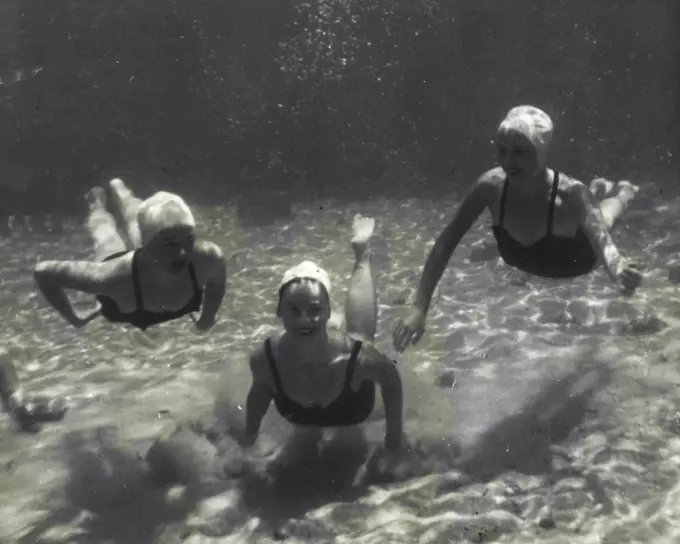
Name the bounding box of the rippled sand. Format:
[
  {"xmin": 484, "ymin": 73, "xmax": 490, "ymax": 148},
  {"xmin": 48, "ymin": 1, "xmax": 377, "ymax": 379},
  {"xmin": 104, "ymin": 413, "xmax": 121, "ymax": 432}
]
[{"xmin": 1, "ymin": 185, "xmax": 679, "ymax": 543}]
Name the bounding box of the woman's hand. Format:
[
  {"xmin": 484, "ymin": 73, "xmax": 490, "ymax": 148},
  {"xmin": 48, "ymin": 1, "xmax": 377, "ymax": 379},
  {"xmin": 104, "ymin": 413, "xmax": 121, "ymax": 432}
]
[
  {"xmin": 192, "ymin": 313, "xmax": 217, "ymax": 332},
  {"xmin": 392, "ymin": 306, "xmax": 427, "ymax": 353},
  {"xmin": 616, "ymin": 259, "xmax": 644, "ymax": 295},
  {"xmin": 368, "ymin": 437, "xmax": 418, "ymax": 483}
]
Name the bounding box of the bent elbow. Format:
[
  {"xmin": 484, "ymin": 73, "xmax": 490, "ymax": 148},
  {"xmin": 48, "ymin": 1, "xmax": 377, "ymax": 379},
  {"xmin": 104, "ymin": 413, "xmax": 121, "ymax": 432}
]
[
  {"xmin": 33, "ymin": 261, "xmax": 62, "ymax": 292},
  {"xmin": 33, "ymin": 262, "xmax": 51, "ymax": 284}
]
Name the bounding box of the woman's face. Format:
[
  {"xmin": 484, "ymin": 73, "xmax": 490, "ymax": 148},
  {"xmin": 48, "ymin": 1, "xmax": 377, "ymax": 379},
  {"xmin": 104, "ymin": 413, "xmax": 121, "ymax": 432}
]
[
  {"xmin": 145, "ymin": 225, "xmax": 196, "ymax": 274},
  {"xmin": 278, "ymin": 280, "xmax": 330, "ymax": 337},
  {"xmin": 495, "ymin": 129, "xmax": 542, "ymax": 185}
]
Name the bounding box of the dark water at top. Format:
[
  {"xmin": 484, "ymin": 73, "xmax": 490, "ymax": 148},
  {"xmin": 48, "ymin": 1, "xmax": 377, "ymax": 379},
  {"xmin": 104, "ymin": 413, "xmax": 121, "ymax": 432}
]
[
  {"xmin": 0, "ymin": 1, "xmax": 679, "ymax": 543},
  {"xmin": 0, "ymin": 0, "xmax": 677, "ymax": 213}
]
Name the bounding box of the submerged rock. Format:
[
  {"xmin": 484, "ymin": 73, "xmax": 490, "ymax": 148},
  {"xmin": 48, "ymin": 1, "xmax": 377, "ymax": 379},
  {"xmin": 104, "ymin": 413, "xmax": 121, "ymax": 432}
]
[
  {"xmin": 668, "ymin": 265, "xmax": 680, "ymax": 284},
  {"xmin": 435, "ymin": 370, "xmax": 457, "ymax": 389},
  {"xmin": 621, "ymin": 314, "xmax": 667, "ymax": 336},
  {"xmin": 273, "ymin": 518, "xmax": 335, "ymax": 541},
  {"xmin": 146, "ymin": 424, "xmax": 222, "ymax": 486},
  {"xmin": 538, "ymin": 517, "xmax": 557, "ymax": 530},
  {"xmin": 145, "ymin": 417, "xmax": 254, "ymax": 489},
  {"xmin": 469, "ymin": 240, "xmax": 498, "ymax": 262}
]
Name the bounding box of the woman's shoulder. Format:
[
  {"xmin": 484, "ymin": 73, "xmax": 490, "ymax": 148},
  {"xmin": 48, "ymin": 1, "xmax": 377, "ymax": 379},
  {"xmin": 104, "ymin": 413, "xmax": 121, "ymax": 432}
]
[
  {"xmin": 249, "ymin": 332, "xmax": 278, "ymax": 361},
  {"xmin": 555, "ymin": 171, "xmax": 589, "ymax": 201},
  {"xmin": 325, "ymin": 332, "xmax": 379, "ymax": 368},
  {"xmin": 473, "ymin": 167, "xmax": 506, "ymax": 199},
  {"xmin": 191, "ymin": 240, "xmax": 226, "ymax": 281},
  {"xmin": 479, "ymin": 166, "xmax": 506, "ymax": 185},
  {"xmin": 341, "ymin": 336, "xmax": 390, "ymax": 366}
]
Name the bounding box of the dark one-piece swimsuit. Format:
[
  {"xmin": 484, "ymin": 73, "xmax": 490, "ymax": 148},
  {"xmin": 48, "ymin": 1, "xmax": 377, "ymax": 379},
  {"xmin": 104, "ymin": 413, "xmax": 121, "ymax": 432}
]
[
  {"xmin": 264, "ymin": 337, "xmax": 376, "ymax": 427},
  {"xmin": 491, "ymin": 171, "xmax": 598, "ymax": 278},
  {"xmin": 96, "ymin": 250, "xmax": 203, "ymax": 331}
]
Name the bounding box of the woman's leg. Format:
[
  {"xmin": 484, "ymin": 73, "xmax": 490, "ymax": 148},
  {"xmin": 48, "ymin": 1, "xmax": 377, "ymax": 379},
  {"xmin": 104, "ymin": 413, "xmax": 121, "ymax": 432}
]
[
  {"xmin": 589, "ymin": 178, "xmax": 639, "ymax": 231},
  {"xmin": 108, "ymin": 178, "xmax": 144, "ymax": 248},
  {"xmin": 86, "ymin": 187, "xmax": 127, "ymax": 262},
  {"xmin": 343, "ymin": 214, "xmax": 379, "ymax": 344}
]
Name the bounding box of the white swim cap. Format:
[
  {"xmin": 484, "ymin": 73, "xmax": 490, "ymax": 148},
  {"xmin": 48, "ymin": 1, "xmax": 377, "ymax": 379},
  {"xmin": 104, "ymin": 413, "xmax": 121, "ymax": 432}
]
[
  {"xmin": 498, "ymin": 105, "xmax": 554, "ymax": 166},
  {"xmin": 279, "ymin": 260, "xmax": 332, "ymax": 297},
  {"xmin": 137, "ymin": 191, "xmax": 196, "ymax": 245}
]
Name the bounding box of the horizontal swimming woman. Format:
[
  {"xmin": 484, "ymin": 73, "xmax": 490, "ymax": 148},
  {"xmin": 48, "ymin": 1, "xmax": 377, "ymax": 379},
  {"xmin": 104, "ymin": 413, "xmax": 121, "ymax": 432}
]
[
  {"xmin": 33, "ymin": 178, "xmax": 226, "ymax": 332},
  {"xmin": 393, "ymin": 105, "xmax": 643, "ymax": 352}
]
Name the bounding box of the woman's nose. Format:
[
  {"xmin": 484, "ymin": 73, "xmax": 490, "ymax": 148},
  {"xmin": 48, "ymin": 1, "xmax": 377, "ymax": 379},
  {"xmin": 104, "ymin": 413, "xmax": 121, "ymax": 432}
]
[{"xmin": 301, "ymin": 313, "xmax": 319, "ymax": 324}]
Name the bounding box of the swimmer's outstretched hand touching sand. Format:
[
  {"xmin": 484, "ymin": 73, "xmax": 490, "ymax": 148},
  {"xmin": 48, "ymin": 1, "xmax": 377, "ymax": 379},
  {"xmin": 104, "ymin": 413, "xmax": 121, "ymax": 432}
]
[
  {"xmin": 393, "ymin": 105, "xmax": 643, "ymax": 353},
  {"xmin": 33, "ymin": 179, "xmax": 227, "ymax": 332}
]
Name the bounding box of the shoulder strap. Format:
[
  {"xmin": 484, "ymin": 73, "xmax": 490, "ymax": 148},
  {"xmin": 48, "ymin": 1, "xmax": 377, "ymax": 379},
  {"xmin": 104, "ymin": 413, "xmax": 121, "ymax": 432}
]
[
  {"xmin": 546, "ymin": 171, "xmax": 560, "ymax": 235},
  {"xmin": 131, "ymin": 250, "xmax": 144, "ymax": 310},
  {"xmin": 343, "ymin": 340, "xmax": 363, "ymax": 389},
  {"xmin": 498, "ymin": 177, "xmax": 510, "ymax": 226},
  {"xmin": 187, "ymin": 262, "xmax": 201, "ymax": 296}
]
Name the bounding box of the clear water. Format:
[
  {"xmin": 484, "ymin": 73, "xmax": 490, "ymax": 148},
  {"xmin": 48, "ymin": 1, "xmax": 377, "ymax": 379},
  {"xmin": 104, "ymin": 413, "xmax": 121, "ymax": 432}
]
[{"xmin": 1, "ymin": 184, "xmax": 680, "ymax": 543}]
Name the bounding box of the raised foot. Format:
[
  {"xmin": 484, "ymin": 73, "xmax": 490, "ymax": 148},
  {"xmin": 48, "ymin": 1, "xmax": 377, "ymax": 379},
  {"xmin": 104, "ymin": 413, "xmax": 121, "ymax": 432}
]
[
  {"xmin": 350, "ymin": 214, "xmax": 376, "ymax": 247},
  {"xmin": 108, "ymin": 178, "xmax": 135, "ymax": 203},
  {"xmin": 108, "ymin": 177, "xmax": 127, "ymax": 192},
  {"xmin": 85, "ymin": 186, "xmax": 106, "ymax": 211}
]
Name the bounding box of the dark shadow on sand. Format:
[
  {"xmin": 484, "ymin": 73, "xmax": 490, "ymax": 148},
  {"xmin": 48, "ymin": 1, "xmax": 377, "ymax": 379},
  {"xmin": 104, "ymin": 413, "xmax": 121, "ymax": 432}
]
[
  {"xmin": 16, "ymin": 427, "xmax": 226, "ymax": 544},
  {"xmin": 18, "ymin": 357, "xmax": 611, "ymax": 542},
  {"xmin": 460, "ymin": 362, "xmax": 612, "ymax": 482},
  {"xmin": 209, "ymin": 397, "xmax": 376, "ymax": 537},
  {"xmin": 357, "ymin": 354, "xmax": 614, "ymax": 498},
  {"xmin": 217, "ymin": 425, "xmax": 372, "ymax": 541}
]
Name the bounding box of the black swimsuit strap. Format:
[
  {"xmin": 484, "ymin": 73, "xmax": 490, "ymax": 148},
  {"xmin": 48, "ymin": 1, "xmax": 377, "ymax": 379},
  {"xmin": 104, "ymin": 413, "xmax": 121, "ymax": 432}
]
[
  {"xmin": 500, "ymin": 173, "xmax": 560, "ymax": 233},
  {"xmin": 546, "ymin": 171, "xmax": 560, "ymax": 236},
  {"xmin": 264, "ymin": 338, "xmax": 363, "ymax": 395},
  {"xmin": 131, "ymin": 250, "xmax": 145, "ymax": 310},
  {"xmin": 498, "ymin": 178, "xmax": 510, "ymax": 227},
  {"xmin": 187, "ymin": 262, "xmax": 201, "ymax": 296},
  {"xmin": 264, "ymin": 338, "xmax": 284, "ymax": 394}
]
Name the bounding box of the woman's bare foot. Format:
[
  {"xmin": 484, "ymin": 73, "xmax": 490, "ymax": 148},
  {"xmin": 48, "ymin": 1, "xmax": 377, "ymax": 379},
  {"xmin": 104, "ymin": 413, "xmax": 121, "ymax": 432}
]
[
  {"xmin": 350, "ymin": 214, "xmax": 376, "ymax": 257},
  {"xmin": 108, "ymin": 177, "xmax": 143, "ymax": 247},
  {"xmin": 85, "ymin": 187, "xmax": 106, "ymax": 213},
  {"xmin": 108, "ymin": 178, "xmax": 133, "ymax": 202}
]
